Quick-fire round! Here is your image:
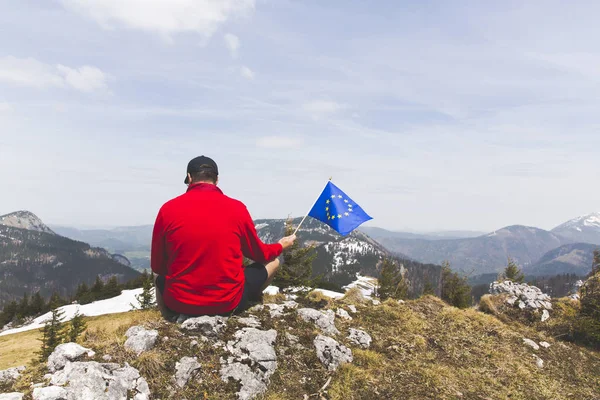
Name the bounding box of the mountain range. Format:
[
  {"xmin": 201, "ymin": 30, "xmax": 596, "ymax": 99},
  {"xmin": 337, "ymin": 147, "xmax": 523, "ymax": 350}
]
[
  {"xmin": 3, "ymin": 208, "xmax": 599, "ymax": 309},
  {"xmin": 0, "ymin": 211, "xmax": 140, "ymax": 306},
  {"xmin": 1, "ymin": 211, "xmax": 443, "ymax": 306},
  {"xmin": 373, "ymin": 212, "xmax": 600, "ymax": 276}
]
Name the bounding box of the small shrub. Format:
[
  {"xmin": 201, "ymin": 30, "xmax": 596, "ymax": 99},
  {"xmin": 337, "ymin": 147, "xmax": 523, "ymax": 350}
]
[{"xmin": 501, "ymin": 257, "xmax": 525, "ymax": 283}]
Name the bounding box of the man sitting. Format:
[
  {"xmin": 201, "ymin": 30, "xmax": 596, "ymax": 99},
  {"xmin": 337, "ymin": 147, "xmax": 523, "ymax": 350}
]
[{"xmin": 151, "ymin": 155, "xmax": 296, "ymax": 319}]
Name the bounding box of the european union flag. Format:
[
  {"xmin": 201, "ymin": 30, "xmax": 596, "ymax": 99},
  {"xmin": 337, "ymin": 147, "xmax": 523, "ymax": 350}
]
[{"xmin": 307, "ymin": 181, "xmax": 372, "ymax": 236}]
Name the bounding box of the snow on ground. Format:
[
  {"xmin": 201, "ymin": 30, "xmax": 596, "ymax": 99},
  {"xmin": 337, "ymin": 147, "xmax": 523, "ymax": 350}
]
[
  {"xmin": 342, "ymin": 274, "xmax": 377, "ymax": 298},
  {"xmin": 0, "ymin": 288, "xmax": 152, "ymax": 337},
  {"xmin": 263, "ymin": 286, "xmax": 280, "ymax": 295},
  {"xmin": 1, "ymin": 277, "xmax": 372, "ymax": 337},
  {"xmin": 311, "ymin": 288, "xmax": 345, "ymax": 299}
]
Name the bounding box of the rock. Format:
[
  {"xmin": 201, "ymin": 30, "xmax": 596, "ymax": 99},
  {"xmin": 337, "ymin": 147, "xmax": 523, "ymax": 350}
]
[
  {"xmin": 47, "ymin": 361, "xmax": 150, "ymax": 400},
  {"xmin": 220, "ymin": 328, "xmax": 278, "ymax": 400},
  {"xmin": 0, "ymin": 394, "xmax": 24, "ymax": 400},
  {"xmin": 285, "ymin": 332, "xmax": 299, "ymax": 346},
  {"xmin": 180, "ymin": 316, "xmax": 228, "ymax": 338},
  {"xmin": 347, "ymin": 305, "xmax": 357, "ymax": 313},
  {"xmin": 32, "ymin": 386, "xmax": 68, "ymax": 400},
  {"xmin": 248, "ymin": 304, "xmax": 264, "ymax": 313},
  {"xmin": 336, "ymin": 308, "xmax": 352, "ymax": 321},
  {"xmin": 533, "ymin": 355, "xmax": 544, "ymax": 368},
  {"xmin": 220, "ymin": 362, "xmax": 266, "ymax": 400},
  {"xmin": 102, "ymin": 355, "xmax": 112, "ymax": 361},
  {"xmin": 174, "ymin": 357, "xmax": 201, "ymax": 388},
  {"xmin": 0, "ymin": 366, "xmax": 26, "ymax": 384},
  {"xmin": 31, "ymin": 383, "xmax": 44, "ymax": 389},
  {"xmin": 539, "ymin": 341, "xmax": 551, "ymax": 349},
  {"xmin": 237, "ymin": 316, "xmax": 262, "ymax": 328},
  {"xmin": 347, "ymin": 328, "xmax": 372, "ymax": 349},
  {"xmin": 265, "ymin": 301, "xmax": 298, "ymax": 318},
  {"xmin": 541, "ymin": 309, "xmax": 550, "ymax": 322},
  {"xmin": 47, "ymin": 343, "xmax": 95, "ymax": 373},
  {"xmin": 190, "ymin": 340, "xmax": 199, "ymax": 348},
  {"xmin": 125, "ymin": 325, "xmax": 146, "ymax": 338},
  {"xmin": 297, "ymin": 308, "xmax": 339, "ymax": 335},
  {"xmin": 506, "ymin": 296, "xmax": 518, "ymax": 306},
  {"xmin": 490, "ymin": 281, "xmax": 552, "ymax": 311},
  {"xmin": 124, "ymin": 326, "xmax": 159, "ymax": 356},
  {"xmin": 371, "ymin": 300, "xmax": 381, "ymax": 305},
  {"xmin": 314, "ymin": 335, "xmax": 353, "ymax": 371},
  {"xmin": 523, "ymin": 338, "xmax": 540, "ymax": 350}
]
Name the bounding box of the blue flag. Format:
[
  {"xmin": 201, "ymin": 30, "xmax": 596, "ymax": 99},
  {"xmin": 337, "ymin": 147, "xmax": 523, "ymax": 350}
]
[{"xmin": 307, "ymin": 181, "xmax": 372, "ymax": 236}]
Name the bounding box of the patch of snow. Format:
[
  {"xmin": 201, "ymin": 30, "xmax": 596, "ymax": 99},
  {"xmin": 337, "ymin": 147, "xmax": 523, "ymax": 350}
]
[
  {"xmin": 254, "ymin": 223, "xmax": 269, "ymax": 230},
  {"xmin": 342, "ymin": 275, "xmax": 377, "ymax": 298},
  {"xmin": 311, "ymin": 289, "xmax": 345, "ymax": 299},
  {"xmin": 262, "ymin": 286, "xmax": 279, "ymax": 295},
  {"xmin": 0, "ymin": 288, "xmax": 154, "ymax": 337}
]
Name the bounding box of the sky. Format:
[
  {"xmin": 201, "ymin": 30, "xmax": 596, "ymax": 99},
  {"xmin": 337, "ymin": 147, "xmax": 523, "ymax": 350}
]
[{"xmin": 0, "ymin": 0, "xmax": 599, "ymax": 233}]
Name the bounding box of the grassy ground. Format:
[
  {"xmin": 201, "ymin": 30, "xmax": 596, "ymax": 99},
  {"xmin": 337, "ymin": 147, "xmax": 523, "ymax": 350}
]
[
  {"xmin": 0, "ymin": 310, "xmax": 160, "ymax": 370},
  {"xmin": 1, "ymin": 294, "xmax": 599, "ymax": 399}
]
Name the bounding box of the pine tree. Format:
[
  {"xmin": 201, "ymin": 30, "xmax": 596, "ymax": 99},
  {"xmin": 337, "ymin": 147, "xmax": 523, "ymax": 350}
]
[
  {"xmin": 29, "ymin": 292, "xmax": 45, "ymax": 316},
  {"xmin": 91, "ymin": 276, "xmax": 105, "ymax": 298},
  {"xmin": 66, "ymin": 310, "xmax": 87, "ymax": 343},
  {"xmin": 17, "ymin": 292, "xmax": 30, "ymax": 319},
  {"xmin": 0, "ymin": 301, "xmax": 18, "ymax": 327},
  {"xmin": 592, "ymin": 250, "xmax": 600, "ymax": 277},
  {"xmin": 440, "ymin": 261, "xmax": 472, "ymax": 309},
  {"xmin": 272, "ymin": 218, "xmax": 317, "ymax": 289},
  {"xmin": 502, "ymin": 257, "xmax": 525, "ymax": 283},
  {"xmin": 576, "ymin": 252, "xmax": 600, "ymax": 346},
  {"xmin": 46, "ymin": 292, "xmax": 65, "ymax": 312},
  {"xmin": 422, "ymin": 281, "xmax": 436, "ymax": 296},
  {"xmin": 134, "ymin": 272, "xmax": 155, "ymax": 310},
  {"xmin": 38, "ymin": 304, "xmax": 65, "ymax": 360},
  {"xmin": 103, "ymin": 276, "xmax": 121, "ymax": 298},
  {"xmin": 378, "ymin": 258, "xmax": 409, "ymax": 301}
]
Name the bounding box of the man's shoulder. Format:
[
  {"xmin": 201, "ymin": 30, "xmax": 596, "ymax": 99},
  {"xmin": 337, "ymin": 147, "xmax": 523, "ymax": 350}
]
[
  {"xmin": 158, "ymin": 193, "xmax": 187, "ymax": 214},
  {"xmin": 220, "ymin": 195, "xmax": 248, "ymax": 213}
]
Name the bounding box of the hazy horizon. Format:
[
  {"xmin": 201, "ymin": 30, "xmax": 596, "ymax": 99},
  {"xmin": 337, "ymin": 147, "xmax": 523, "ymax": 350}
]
[{"xmin": 1, "ymin": 1, "xmax": 599, "ymax": 232}]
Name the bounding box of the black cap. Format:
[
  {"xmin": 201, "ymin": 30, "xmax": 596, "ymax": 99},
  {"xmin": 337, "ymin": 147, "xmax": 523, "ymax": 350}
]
[{"xmin": 184, "ymin": 156, "xmax": 219, "ymax": 184}]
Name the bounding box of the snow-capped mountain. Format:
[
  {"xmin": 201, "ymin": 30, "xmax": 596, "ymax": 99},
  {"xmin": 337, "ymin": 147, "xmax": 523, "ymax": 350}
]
[
  {"xmin": 0, "ymin": 211, "xmax": 140, "ymax": 307},
  {"xmin": 0, "ymin": 211, "xmax": 55, "ymax": 234},
  {"xmin": 254, "ymin": 217, "xmax": 442, "ymax": 295},
  {"xmin": 552, "ymin": 212, "xmax": 600, "ymax": 245}
]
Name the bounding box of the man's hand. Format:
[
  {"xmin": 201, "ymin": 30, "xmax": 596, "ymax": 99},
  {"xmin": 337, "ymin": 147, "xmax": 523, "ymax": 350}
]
[{"xmin": 278, "ymin": 234, "xmax": 297, "ymax": 250}]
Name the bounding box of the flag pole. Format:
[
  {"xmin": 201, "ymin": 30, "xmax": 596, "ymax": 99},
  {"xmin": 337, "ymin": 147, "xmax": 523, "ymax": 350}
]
[{"xmin": 293, "ymin": 178, "xmax": 331, "ymax": 236}]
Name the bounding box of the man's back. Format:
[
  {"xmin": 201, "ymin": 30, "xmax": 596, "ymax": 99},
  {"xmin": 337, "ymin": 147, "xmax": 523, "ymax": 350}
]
[{"xmin": 151, "ymin": 183, "xmax": 282, "ymax": 315}]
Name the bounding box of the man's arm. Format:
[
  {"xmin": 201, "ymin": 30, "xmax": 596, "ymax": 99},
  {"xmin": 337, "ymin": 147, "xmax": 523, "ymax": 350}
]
[
  {"xmin": 150, "ymin": 210, "xmax": 168, "ymax": 276},
  {"xmin": 239, "ymin": 207, "xmax": 284, "ymax": 264}
]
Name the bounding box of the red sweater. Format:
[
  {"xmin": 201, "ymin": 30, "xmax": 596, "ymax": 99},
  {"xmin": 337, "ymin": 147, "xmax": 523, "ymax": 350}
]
[{"xmin": 150, "ymin": 183, "xmax": 283, "ymax": 315}]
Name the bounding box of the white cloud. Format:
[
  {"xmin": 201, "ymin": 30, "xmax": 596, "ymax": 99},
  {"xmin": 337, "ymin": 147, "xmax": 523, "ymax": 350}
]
[
  {"xmin": 256, "ymin": 136, "xmax": 303, "ymax": 149},
  {"xmin": 61, "ymin": 0, "xmax": 255, "ymax": 40},
  {"xmin": 0, "ymin": 56, "xmax": 64, "ymax": 88},
  {"xmin": 0, "ymin": 56, "xmax": 108, "ymax": 93},
  {"xmin": 56, "ymin": 65, "xmax": 108, "ymax": 92},
  {"xmin": 240, "ymin": 65, "xmax": 254, "ymax": 79},
  {"xmin": 302, "ymin": 100, "xmax": 344, "ymax": 118},
  {"xmin": 224, "ymin": 33, "xmax": 240, "ymax": 58},
  {"xmin": 0, "ymin": 102, "xmax": 13, "ymax": 112}
]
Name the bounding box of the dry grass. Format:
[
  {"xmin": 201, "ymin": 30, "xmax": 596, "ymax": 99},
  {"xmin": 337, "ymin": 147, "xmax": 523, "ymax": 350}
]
[
  {"xmin": 1, "ymin": 296, "xmax": 599, "ymax": 399},
  {"xmin": 338, "ymin": 287, "xmax": 367, "ymax": 305},
  {"xmin": 0, "ymin": 309, "xmax": 162, "ymax": 370}
]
